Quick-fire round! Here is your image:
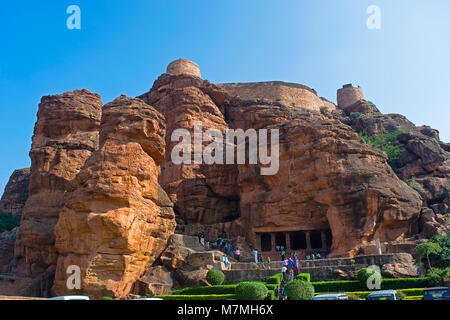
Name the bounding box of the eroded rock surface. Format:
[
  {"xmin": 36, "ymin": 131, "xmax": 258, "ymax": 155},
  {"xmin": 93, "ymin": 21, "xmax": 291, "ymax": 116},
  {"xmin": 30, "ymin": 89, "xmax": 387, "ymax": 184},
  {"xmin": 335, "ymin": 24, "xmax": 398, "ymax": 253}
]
[{"xmin": 52, "ymin": 96, "xmax": 176, "ymax": 299}]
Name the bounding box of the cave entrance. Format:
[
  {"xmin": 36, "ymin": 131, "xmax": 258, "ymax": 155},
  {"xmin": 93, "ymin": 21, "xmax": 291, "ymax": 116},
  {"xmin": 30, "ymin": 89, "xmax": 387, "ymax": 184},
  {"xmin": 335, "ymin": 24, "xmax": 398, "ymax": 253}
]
[
  {"xmin": 275, "ymin": 232, "xmax": 286, "ymax": 248},
  {"xmin": 310, "ymin": 230, "xmax": 323, "ymax": 249},
  {"xmin": 260, "ymin": 233, "xmax": 272, "ymax": 252},
  {"xmin": 290, "ymin": 231, "xmax": 307, "ymax": 250}
]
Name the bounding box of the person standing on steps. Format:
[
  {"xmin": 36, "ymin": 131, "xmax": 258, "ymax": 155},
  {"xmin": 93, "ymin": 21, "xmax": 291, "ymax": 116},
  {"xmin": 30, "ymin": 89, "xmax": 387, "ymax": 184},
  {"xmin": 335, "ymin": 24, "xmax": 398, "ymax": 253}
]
[
  {"xmin": 267, "ymin": 256, "xmax": 271, "ymax": 269},
  {"xmin": 217, "ymin": 237, "xmax": 222, "ymax": 251},
  {"xmin": 281, "ymin": 247, "xmax": 286, "ymax": 261},
  {"xmin": 235, "ymin": 248, "xmax": 240, "ymax": 261},
  {"xmin": 282, "ymin": 265, "xmax": 287, "ymax": 282},
  {"xmin": 253, "ymin": 249, "xmax": 259, "ymax": 264}
]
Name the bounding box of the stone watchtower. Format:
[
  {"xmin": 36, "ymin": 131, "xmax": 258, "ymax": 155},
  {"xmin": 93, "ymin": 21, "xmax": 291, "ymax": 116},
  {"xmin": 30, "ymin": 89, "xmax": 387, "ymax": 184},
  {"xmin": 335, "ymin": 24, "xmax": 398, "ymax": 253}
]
[
  {"xmin": 337, "ymin": 84, "xmax": 364, "ymax": 109},
  {"xmin": 166, "ymin": 59, "xmax": 202, "ymax": 78}
]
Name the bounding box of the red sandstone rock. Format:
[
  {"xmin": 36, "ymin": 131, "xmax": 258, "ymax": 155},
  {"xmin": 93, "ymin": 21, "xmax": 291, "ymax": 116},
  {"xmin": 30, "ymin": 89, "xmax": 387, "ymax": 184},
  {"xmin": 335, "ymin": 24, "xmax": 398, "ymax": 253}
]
[
  {"xmin": 52, "ymin": 96, "xmax": 176, "ymax": 299},
  {"xmin": 14, "ymin": 89, "xmax": 102, "ymax": 280},
  {"xmin": 0, "ymin": 169, "xmax": 30, "ymax": 222}
]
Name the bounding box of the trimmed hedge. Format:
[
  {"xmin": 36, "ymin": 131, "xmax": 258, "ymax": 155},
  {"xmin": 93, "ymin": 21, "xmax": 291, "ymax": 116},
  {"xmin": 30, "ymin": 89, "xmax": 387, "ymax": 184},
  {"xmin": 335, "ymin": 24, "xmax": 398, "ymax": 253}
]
[
  {"xmin": 313, "ymin": 278, "xmax": 431, "ymax": 293},
  {"xmin": 285, "ymin": 280, "xmax": 315, "ymax": 300},
  {"xmin": 206, "ymin": 269, "xmax": 225, "ymax": 285},
  {"xmin": 357, "ymin": 267, "xmax": 382, "ymax": 290},
  {"xmin": 295, "ymin": 273, "xmax": 311, "ymax": 282},
  {"xmin": 266, "ymin": 273, "xmax": 283, "ymax": 285},
  {"xmin": 312, "ymin": 280, "xmax": 360, "ymax": 293},
  {"xmin": 235, "ymin": 282, "xmax": 268, "ymax": 300},
  {"xmin": 173, "ymin": 285, "xmax": 236, "ymax": 295},
  {"xmin": 156, "ymin": 294, "xmax": 236, "ymax": 300},
  {"xmin": 381, "ymin": 277, "xmax": 431, "ymax": 290}
]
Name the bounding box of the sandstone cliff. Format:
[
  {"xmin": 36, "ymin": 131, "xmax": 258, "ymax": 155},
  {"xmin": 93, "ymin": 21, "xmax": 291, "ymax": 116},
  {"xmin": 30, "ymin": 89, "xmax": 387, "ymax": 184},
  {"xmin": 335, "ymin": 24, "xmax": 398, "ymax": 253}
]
[
  {"xmin": 52, "ymin": 96, "xmax": 176, "ymax": 299},
  {"xmin": 0, "ymin": 168, "xmax": 30, "ymax": 223}
]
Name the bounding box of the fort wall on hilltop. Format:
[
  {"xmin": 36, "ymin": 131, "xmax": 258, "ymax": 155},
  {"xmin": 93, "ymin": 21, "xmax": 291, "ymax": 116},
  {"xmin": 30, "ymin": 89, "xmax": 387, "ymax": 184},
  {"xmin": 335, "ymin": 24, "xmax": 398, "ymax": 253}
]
[{"xmin": 219, "ymin": 82, "xmax": 336, "ymax": 112}]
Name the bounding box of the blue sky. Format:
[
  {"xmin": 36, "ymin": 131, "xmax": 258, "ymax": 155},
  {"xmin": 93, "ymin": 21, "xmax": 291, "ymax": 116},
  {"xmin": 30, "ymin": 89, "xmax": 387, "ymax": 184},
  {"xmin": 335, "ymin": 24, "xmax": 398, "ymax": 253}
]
[{"xmin": 1, "ymin": 0, "xmax": 449, "ymax": 193}]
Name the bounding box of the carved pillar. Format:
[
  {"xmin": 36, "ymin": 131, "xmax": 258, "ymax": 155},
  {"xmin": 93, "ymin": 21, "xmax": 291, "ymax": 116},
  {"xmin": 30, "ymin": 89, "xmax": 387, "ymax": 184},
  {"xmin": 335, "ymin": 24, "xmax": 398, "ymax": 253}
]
[
  {"xmin": 255, "ymin": 234, "xmax": 261, "ymax": 251},
  {"xmin": 286, "ymin": 232, "xmax": 291, "ymax": 251},
  {"xmin": 321, "ymin": 231, "xmax": 327, "ymax": 249},
  {"xmin": 271, "ymin": 233, "xmax": 277, "ymax": 251},
  {"xmin": 306, "ymin": 231, "xmax": 311, "ymax": 251}
]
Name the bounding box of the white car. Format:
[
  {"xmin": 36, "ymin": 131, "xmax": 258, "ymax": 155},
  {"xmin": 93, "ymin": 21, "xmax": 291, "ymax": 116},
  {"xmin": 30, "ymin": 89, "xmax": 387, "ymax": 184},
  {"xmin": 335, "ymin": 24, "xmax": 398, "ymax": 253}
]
[
  {"xmin": 313, "ymin": 293, "xmax": 348, "ymax": 300},
  {"xmin": 48, "ymin": 296, "xmax": 90, "ymax": 300}
]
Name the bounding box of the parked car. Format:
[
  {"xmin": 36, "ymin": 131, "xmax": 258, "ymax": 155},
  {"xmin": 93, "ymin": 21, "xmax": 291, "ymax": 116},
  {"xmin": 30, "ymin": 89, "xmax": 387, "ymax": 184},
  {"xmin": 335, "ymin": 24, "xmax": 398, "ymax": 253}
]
[
  {"xmin": 366, "ymin": 290, "xmax": 398, "ymax": 300},
  {"xmin": 313, "ymin": 293, "xmax": 348, "ymax": 300},
  {"xmin": 48, "ymin": 295, "xmax": 90, "ymax": 300},
  {"xmin": 422, "ymin": 287, "xmax": 450, "ymax": 300}
]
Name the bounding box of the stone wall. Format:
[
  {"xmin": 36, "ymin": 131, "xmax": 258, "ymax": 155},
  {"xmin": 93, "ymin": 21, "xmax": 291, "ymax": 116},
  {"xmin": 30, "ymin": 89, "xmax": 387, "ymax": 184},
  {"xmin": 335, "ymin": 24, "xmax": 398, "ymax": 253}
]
[
  {"xmin": 219, "ymin": 82, "xmax": 336, "ymax": 112},
  {"xmin": 337, "ymin": 84, "xmax": 364, "ymax": 108},
  {"xmin": 224, "ymin": 253, "xmax": 417, "ymax": 283},
  {"xmin": 166, "ymin": 59, "xmax": 202, "ymax": 78}
]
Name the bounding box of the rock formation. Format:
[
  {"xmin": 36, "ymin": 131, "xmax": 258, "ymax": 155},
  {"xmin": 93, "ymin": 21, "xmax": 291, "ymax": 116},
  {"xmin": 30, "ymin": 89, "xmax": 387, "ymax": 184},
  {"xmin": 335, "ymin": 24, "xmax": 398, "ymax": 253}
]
[
  {"xmin": 0, "ymin": 168, "xmax": 30, "ymax": 223},
  {"xmin": 52, "ymin": 96, "xmax": 176, "ymax": 299},
  {"xmin": 14, "ymin": 89, "xmax": 102, "ymax": 285},
  {"xmin": 1, "ymin": 59, "xmax": 448, "ymax": 298}
]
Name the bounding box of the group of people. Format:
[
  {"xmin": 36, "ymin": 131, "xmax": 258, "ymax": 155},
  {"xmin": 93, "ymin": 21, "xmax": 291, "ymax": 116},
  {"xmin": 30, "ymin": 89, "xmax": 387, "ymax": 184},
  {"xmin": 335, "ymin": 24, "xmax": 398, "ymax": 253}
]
[
  {"xmin": 281, "ymin": 252, "xmax": 302, "ymax": 282},
  {"xmin": 196, "ymin": 232, "xmax": 242, "ymax": 263}
]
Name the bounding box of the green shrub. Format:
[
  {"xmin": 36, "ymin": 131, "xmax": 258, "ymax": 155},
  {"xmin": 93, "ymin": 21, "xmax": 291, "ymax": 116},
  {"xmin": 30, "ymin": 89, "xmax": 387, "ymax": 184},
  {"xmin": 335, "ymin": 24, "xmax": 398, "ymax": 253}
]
[
  {"xmin": 406, "ymin": 176, "xmax": 423, "ymax": 191},
  {"xmin": 206, "ymin": 269, "xmax": 225, "ymax": 286},
  {"xmin": 320, "ymin": 106, "xmax": 329, "ymax": 113},
  {"xmin": 380, "ymin": 144, "xmax": 403, "ymax": 168},
  {"xmin": 415, "ymin": 241, "xmax": 442, "ymax": 269},
  {"xmin": 295, "ymin": 273, "xmax": 311, "ymax": 282},
  {"xmin": 426, "ymin": 267, "xmax": 450, "ymax": 286},
  {"xmin": 358, "ymin": 130, "xmax": 405, "ymax": 168},
  {"xmin": 312, "ymin": 280, "xmax": 360, "ymax": 293},
  {"xmin": 235, "ymin": 282, "xmax": 268, "ymax": 300},
  {"xmin": 284, "ymin": 280, "xmax": 315, "ymax": 300},
  {"xmin": 264, "ymin": 284, "xmax": 277, "ymax": 291},
  {"xmin": 430, "ymin": 234, "xmax": 450, "ymax": 264},
  {"xmin": 350, "ymin": 112, "xmax": 362, "ymax": 119},
  {"xmin": 101, "ymin": 296, "xmax": 113, "ymax": 300},
  {"xmin": 156, "ymin": 294, "xmax": 236, "ymax": 300},
  {"xmin": 0, "ymin": 211, "xmax": 17, "ymax": 233},
  {"xmin": 266, "ymin": 273, "xmax": 283, "ymax": 285},
  {"xmin": 357, "ymin": 267, "xmax": 382, "ymax": 290},
  {"xmin": 265, "ymin": 290, "xmax": 275, "ymax": 300}
]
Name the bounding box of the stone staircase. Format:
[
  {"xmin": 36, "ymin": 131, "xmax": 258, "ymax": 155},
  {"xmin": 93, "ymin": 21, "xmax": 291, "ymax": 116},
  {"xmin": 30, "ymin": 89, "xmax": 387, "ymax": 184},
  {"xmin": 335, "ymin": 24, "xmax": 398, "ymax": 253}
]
[{"xmin": 222, "ymin": 253, "xmax": 414, "ymax": 283}]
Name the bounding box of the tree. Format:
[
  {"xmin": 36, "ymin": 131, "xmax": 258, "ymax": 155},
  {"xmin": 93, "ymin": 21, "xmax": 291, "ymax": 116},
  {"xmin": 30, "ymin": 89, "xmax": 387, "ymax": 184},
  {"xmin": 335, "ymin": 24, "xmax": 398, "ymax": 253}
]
[{"xmin": 415, "ymin": 241, "xmax": 442, "ymax": 270}]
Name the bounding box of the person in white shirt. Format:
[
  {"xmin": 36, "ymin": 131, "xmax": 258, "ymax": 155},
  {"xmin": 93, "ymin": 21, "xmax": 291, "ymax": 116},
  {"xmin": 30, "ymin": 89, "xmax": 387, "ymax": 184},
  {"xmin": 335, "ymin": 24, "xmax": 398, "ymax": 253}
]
[
  {"xmin": 253, "ymin": 249, "xmax": 258, "ymax": 263},
  {"xmin": 281, "ymin": 265, "xmax": 287, "ymax": 281}
]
